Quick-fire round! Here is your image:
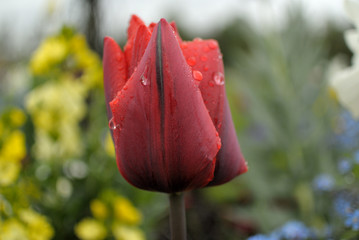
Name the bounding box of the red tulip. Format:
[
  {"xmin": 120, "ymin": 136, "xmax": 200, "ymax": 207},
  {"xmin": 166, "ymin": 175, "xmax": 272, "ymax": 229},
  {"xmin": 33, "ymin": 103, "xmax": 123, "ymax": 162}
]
[{"xmin": 103, "ymin": 15, "xmax": 247, "ymax": 193}]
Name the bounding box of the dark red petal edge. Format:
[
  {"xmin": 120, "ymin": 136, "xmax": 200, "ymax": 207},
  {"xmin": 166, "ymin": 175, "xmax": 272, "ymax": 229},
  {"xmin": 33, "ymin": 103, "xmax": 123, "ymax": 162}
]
[{"xmin": 103, "ymin": 37, "xmax": 127, "ymax": 120}]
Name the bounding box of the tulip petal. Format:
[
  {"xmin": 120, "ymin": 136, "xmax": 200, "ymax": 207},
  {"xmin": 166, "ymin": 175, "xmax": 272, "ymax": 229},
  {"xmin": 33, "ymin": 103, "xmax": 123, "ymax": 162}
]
[
  {"xmin": 170, "ymin": 21, "xmax": 182, "ymax": 43},
  {"xmin": 109, "ymin": 19, "xmax": 220, "ymax": 193},
  {"xmin": 181, "ymin": 39, "xmax": 224, "ymax": 130},
  {"xmin": 124, "ymin": 15, "xmax": 146, "ymax": 69},
  {"xmin": 181, "ymin": 38, "xmax": 248, "ymax": 185},
  {"xmin": 207, "ymin": 98, "xmax": 248, "ymax": 186},
  {"xmin": 103, "ymin": 37, "xmax": 127, "ymax": 120},
  {"xmin": 128, "ymin": 25, "xmax": 152, "ymax": 76}
]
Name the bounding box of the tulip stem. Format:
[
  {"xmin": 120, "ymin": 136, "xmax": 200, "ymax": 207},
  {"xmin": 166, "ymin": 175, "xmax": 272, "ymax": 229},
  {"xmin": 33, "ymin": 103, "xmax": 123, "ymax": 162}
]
[{"xmin": 169, "ymin": 192, "xmax": 187, "ymax": 240}]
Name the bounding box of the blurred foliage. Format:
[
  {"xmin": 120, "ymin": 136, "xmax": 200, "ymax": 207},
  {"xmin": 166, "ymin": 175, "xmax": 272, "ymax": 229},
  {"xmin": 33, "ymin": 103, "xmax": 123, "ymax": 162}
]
[{"xmin": 0, "ymin": 4, "xmax": 358, "ymax": 240}]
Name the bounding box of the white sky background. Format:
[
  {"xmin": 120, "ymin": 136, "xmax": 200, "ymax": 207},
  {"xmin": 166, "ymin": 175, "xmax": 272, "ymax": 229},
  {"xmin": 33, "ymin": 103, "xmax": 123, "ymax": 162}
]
[{"xmin": 0, "ymin": 0, "xmax": 351, "ymax": 56}]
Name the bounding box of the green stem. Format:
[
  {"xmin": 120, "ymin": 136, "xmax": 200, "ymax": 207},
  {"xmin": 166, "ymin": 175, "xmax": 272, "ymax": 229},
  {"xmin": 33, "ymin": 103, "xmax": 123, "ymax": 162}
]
[{"xmin": 169, "ymin": 192, "xmax": 187, "ymax": 240}]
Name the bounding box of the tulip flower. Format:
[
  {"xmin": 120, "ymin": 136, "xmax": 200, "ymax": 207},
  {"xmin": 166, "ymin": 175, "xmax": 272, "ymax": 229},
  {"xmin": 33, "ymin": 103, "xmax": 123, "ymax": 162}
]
[{"xmin": 103, "ymin": 15, "xmax": 247, "ymax": 239}]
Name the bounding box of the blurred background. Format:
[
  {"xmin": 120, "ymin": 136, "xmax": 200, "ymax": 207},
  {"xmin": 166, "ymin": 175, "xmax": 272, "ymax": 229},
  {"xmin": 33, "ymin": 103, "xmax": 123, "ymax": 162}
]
[{"xmin": 1, "ymin": 0, "xmax": 359, "ymax": 239}]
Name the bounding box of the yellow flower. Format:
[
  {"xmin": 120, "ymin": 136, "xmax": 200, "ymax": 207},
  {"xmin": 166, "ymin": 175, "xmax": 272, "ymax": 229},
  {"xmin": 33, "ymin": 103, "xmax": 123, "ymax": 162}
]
[
  {"xmin": 30, "ymin": 36, "xmax": 68, "ymax": 75},
  {"xmin": 0, "ymin": 121, "xmax": 3, "ymax": 137},
  {"xmin": 113, "ymin": 197, "xmax": 142, "ymax": 225},
  {"xmin": 105, "ymin": 132, "xmax": 115, "ymax": 157},
  {"xmin": 0, "ymin": 218, "xmax": 28, "ymax": 240},
  {"xmin": 19, "ymin": 208, "xmax": 54, "ymax": 240},
  {"xmin": 1, "ymin": 130, "xmax": 26, "ymax": 162},
  {"xmin": 9, "ymin": 108, "xmax": 26, "ymax": 127},
  {"xmin": 90, "ymin": 199, "xmax": 108, "ymax": 220},
  {"xmin": 112, "ymin": 224, "xmax": 145, "ymax": 240},
  {"xmin": 75, "ymin": 218, "xmax": 107, "ymax": 240},
  {"xmin": 0, "ymin": 160, "xmax": 21, "ymax": 186}
]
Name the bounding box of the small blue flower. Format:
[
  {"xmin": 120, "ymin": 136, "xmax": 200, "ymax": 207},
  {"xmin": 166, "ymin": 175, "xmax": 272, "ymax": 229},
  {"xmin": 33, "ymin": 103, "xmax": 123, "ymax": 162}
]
[
  {"xmin": 354, "ymin": 150, "xmax": 359, "ymax": 164},
  {"xmin": 334, "ymin": 195, "xmax": 352, "ymax": 217},
  {"xmin": 247, "ymin": 234, "xmax": 270, "ymax": 240},
  {"xmin": 338, "ymin": 159, "xmax": 352, "ymax": 174},
  {"xmin": 345, "ymin": 209, "xmax": 359, "ymax": 231},
  {"xmin": 313, "ymin": 174, "xmax": 334, "ymax": 191},
  {"xmin": 335, "ymin": 111, "xmax": 359, "ymax": 149},
  {"xmin": 279, "ymin": 221, "xmax": 311, "ymax": 239}
]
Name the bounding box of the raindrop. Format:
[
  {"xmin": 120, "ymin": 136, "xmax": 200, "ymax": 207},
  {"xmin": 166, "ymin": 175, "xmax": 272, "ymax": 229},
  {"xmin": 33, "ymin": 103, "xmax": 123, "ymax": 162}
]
[
  {"xmin": 213, "ymin": 72, "xmax": 224, "ymax": 85},
  {"xmin": 140, "ymin": 66, "xmax": 150, "ymax": 86},
  {"xmin": 217, "ymin": 142, "xmax": 222, "ymax": 150},
  {"xmin": 109, "ymin": 117, "xmax": 117, "ymax": 130},
  {"xmin": 203, "ymin": 66, "xmax": 209, "ymax": 71},
  {"xmin": 208, "ymin": 80, "xmax": 215, "ymax": 87},
  {"xmin": 187, "ymin": 57, "xmax": 196, "ymax": 66},
  {"xmin": 123, "ymin": 85, "xmax": 128, "ymax": 90},
  {"xmin": 200, "ymin": 55, "xmax": 208, "ymax": 62},
  {"xmin": 194, "ymin": 37, "xmax": 202, "ymax": 42},
  {"xmin": 203, "ymin": 46, "xmax": 210, "ymax": 52},
  {"xmin": 208, "ymin": 40, "xmax": 218, "ymax": 50},
  {"xmin": 215, "ymin": 132, "xmax": 219, "ymax": 137},
  {"xmin": 193, "ymin": 70, "xmax": 203, "ymax": 81}
]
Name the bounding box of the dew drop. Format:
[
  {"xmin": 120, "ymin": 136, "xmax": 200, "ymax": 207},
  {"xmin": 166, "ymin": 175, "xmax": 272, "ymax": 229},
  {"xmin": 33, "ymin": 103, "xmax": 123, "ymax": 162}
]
[
  {"xmin": 215, "ymin": 132, "xmax": 219, "ymax": 137},
  {"xmin": 203, "ymin": 66, "xmax": 209, "ymax": 71},
  {"xmin": 200, "ymin": 55, "xmax": 208, "ymax": 62},
  {"xmin": 181, "ymin": 42, "xmax": 188, "ymax": 49},
  {"xmin": 203, "ymin": 46, "xmax": 210, "ymax": 52},
  {"xmin": 213, "ymin": 72, "xmax": 224, "ymax": 85},
  {"xmin": 193, "ymin": 70, "xmax": 203, "ymax": 81},
  {"xmin": 123, "ymin": 85, "xmax": 128, "ymax": 90},
  {"xmin": 187, "ymin": 57, "xmax": 196, "ymax": 66},
  {"xmin": 109, "ymin": 117, "xmax": 116, "ymax": 130},
  {"xmin": 208, "ymin": 80, "xmax": 215, "ymax": 87},
  {"xmin": 217, "ymin": 142, "xmax": 222, "ymax": 150},
  {"xmin": 140, "ymin": 66, "xmax": 150, "ymax": 86},
  {"xmin": 208, "ymin": 40, "xmax": 218, "ymax": 49},
  {"xmin": 194, "ymin": 37, "xmax": 202, "ymax": 42}
]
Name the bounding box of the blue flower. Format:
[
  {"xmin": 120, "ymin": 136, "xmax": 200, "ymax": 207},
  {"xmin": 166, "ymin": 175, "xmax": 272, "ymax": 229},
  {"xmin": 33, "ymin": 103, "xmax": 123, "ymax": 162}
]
[
  {"xmin": 334, "ymin": 196, "xmax": 352, "ymax": 217},
  {"xmin": 338, "ymin": 159, "xmax": 352, "ymax": 174},
  {"xmin": 279, "ymin": 221, "xmax": 311, "ymax": 239},
  {"xmin": 335, "ymin": 111, "xmax": 359, "ymax": 149},
  {"xmin": 354, "ymin": 150, "xmax": 359, "ymax": 164},
  {"xmin": 313, "ymin": 174, "xmax": 334, "ymax": 191},
  {"xmin": 247, "ymin": 234, "xmax": 270, "ymax": 240},
  {"xmin": 345, "ymin": 209, "xmax": 359, "ymax": 230},
  {"xmin": 247, "ymin": 233, "xmax": 280, "ymax": 240}
]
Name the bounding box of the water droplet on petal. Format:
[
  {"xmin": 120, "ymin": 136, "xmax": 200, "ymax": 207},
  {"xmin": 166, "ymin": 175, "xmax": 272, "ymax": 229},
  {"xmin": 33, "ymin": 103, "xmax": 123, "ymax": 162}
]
[
  {"xmin": 193, "ymin": 70, "xmax": 203, "ymax": 81},
  {"xmin": 208, "ymin": 80, "xmax": 215, "ymax": 87},
  {"xmin": 203, "ymin": 46, "xmax": 210, "ymax": 52},
  {"xmin": 187, "ymin": 57, "xmax": 196, "ymax": 66},
  {"xmin": 208, "ymin": 40, "xmax": 218, "ymax": 49},
  {"xmin": 109, "ymin": 117, "xmax": 116, "ymax": 130},
  {"xmin": 215, "ymin": 132, "xmax": 219, "ymax": 137},
  {"xmin": 203, "ymin": 66, "xmax": 209, "ymax": 71},
  {"xmin": 194, "ymin": 37, "xmax": 202, "ymax": 42},
  {"xmin": 123, "ymin": 85, "xmax": 128, "ymax": 90},
  {"xmin": 213, "ymin": 72, "xmax": 224, "ymax": 85},
  {"xmin": 217, "ymin": 142, "xmax": 222, "ymax": 150},
  {"xmin": 140, "ymin": 66, "xmax": 150, "ymax": 86},
  {"xmin": 181, "ymin": 42, "xmax": 188, "ymax": 49},
  {"xmin": 200, "ymin": 55, "xmax": 208, "ymax": 62}
]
